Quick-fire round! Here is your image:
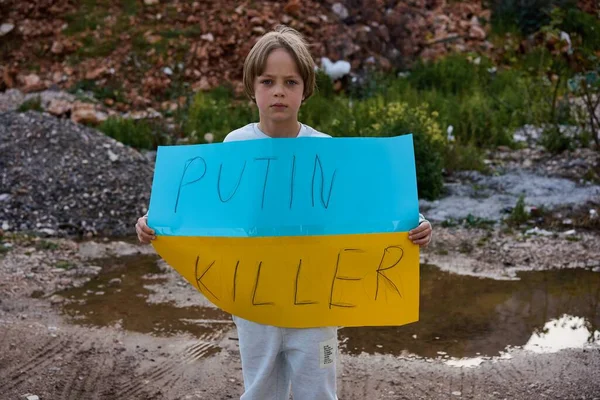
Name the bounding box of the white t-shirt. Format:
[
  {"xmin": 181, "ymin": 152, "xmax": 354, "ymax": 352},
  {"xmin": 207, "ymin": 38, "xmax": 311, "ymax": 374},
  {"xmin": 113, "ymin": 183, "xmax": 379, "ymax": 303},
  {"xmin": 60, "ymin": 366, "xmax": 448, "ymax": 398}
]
[{"xmin": 223, "ymin": 122, "xmax": 330, "ymax": 143}]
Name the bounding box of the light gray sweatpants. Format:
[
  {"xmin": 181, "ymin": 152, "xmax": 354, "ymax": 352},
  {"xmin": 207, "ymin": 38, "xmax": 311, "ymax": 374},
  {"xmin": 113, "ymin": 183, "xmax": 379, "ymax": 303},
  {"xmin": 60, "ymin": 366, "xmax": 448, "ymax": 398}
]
[{"xmin": 233, "ymin": 316, "xmax": 338, "ymax": 400}]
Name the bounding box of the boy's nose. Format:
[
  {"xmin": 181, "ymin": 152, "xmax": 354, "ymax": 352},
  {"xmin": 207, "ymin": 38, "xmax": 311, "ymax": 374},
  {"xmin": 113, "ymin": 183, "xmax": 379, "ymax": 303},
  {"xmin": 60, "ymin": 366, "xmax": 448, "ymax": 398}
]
[{"xmin": 273, "ymin": 84, "xmax": 285, "ymax": 96}]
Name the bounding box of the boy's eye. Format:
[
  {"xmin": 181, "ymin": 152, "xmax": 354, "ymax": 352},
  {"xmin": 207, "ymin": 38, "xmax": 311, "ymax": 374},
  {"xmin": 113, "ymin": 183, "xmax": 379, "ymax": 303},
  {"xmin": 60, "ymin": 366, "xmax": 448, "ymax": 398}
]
[
  {"xmin": 287, "ymin": 80, "xmax": 298, "ymax": 85},
  {"xmin": 261, "ymin": 79, "xmax": 272, "ymax": 85}
]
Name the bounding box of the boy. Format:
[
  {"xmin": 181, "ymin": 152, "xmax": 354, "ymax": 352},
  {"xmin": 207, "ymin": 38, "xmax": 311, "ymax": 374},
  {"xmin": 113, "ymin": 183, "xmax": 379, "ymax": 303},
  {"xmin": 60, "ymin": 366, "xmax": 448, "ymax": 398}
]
[{"xmin": 136, "ymin": 25, "xmax": 433, "ymax": 400}]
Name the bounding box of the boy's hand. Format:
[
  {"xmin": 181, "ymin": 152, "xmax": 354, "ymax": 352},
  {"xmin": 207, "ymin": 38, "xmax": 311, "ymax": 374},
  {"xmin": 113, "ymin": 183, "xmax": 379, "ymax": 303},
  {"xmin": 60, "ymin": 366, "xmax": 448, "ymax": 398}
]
[
  {"xmin": 409, "ymin": 221, "xmax": 432, "ymax": 248},
  {"xmin": 135, "ymin": 216, "xmax": 156, "ymax": 244}
]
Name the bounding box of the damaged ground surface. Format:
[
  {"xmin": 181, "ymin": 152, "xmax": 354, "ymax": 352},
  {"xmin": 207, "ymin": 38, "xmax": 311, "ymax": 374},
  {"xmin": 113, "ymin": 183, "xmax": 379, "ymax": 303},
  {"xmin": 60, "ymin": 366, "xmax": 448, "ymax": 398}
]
[
  {"xmin": 0, "ymin": 233, "xmax": 599, "ymax": 399},
  {"xmin": 1, "ymin": 206, "xmax": 599, "ymax": 399},
  {"xmin": 1, "ymin": 111, "xmax": 600, "ymax": 399}
]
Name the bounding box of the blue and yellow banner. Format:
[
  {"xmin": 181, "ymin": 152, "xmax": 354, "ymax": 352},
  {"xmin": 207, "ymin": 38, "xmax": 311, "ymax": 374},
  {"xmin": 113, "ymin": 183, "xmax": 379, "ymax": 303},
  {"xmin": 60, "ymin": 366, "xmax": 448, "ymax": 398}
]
[{"xmin": 148, "ymin": 135, "xmax": 420, "ymax": 328}]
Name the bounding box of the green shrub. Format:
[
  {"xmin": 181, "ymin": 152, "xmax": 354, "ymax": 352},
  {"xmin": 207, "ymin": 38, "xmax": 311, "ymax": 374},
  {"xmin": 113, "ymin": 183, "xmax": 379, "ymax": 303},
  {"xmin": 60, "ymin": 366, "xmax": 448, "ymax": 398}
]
[
  {"xmin": 407, "ymin": 55, "xmax": 490, "ymax": 96},
  {"xmin": 70, "ymin": 79, "xmax": 126, "ymax": 103},
  {"xmin": 365, "ymin": 102, "xmax": 446, "ymax": 200},
  {"xmin": 412, "ymin": 130, "xmax": 445, "ymax": 200},
  {"xmin": 98, "ymin": 117, "xmax": 168, "ymax": 150},
  {"xmin": 444, "ymin": 144, "xmax": 488, "ymax": 174},
  {"xmin": 18, "ymin": 97, "xmax": 43, "ymax": 113},
  {"xmin": 314, "ymin": 70, "xmax": 336, "ymax": 99},
  {"xmin": 489, "ymin": 0, "xmax": 576, "ymax": 35},
  {"xmin": 507, "ymin": 195, "xmax": 529, "ymax": 225},
  {"xmin": 561, "ymin": 8, "xmax": 600, "ymax": 50},
  {"xmin": 541, "ymin": 125, "xmax": 574, "ymax": 153},
  {"xmin": 183, "ymin": 90, "xmax": 257, "ymax": 143},
  {"xmin": 300, "ymin": 95, "xmax": 357, "ymax": 136},
  {"xmin": 303, "ymin": 97, "xmax": 446, "ymax": 200}
]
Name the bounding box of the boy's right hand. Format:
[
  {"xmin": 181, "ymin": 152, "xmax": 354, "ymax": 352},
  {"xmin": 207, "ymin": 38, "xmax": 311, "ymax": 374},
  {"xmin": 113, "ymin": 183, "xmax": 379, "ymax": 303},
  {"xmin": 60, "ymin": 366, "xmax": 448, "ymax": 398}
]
[{"xmin": 135, "ymin": 215, "xmax": 156, "ymax": 244}]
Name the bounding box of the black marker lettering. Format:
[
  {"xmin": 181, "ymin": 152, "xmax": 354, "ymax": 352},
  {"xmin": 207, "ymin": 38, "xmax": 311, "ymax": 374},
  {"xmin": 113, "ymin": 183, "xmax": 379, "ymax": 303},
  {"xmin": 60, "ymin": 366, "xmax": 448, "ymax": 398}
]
[
  {"xmin": 194, "ymin": 256, "xmax": 219, "ymax": 300},
  {"xmin": 174, "ymin": 157, "xmax": 207, "ymax": 213},
  {"xmin": 217, "ymin": 161, "xmax": 246, "ymax": 202},
  {"xmin": 375, "ymin": 246, "xmax": 404, "ymax": 301},
  {"xmin": 251, "ymin": 261, "xmax": 274, "ymax": 306},
  {"xmin": 289, "ymin": 155, "xmax": 296, "ymax": 209},
  {"xmin": 311, "ymin": 154, "xmax": 336, "ymax": 209},
  {"xmin": 233, "ymin": 260, "xmax": 240, "ymax": 302},
  {"xmin": 329, "ymin": 249, "xmax": 364, "ymax": 309},
  {"xmin": 255, "ymin": 157, "xmax": 277, "ymax": 209},
  {"xmin": 294, "ymin": 259, "xmax": 318, "ymax": 305}
]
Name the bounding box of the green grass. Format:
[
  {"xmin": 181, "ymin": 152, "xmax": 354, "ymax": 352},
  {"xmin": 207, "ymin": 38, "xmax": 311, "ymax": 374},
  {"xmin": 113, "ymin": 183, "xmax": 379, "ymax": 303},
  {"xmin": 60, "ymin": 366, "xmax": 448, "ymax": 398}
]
[
  {"xmin": 63, "ymin": 0, "xmax": 110, "ymax": 36},
  {"xmin": 69, "ymin": 79, "xmax": 126, "ymax": 103},
  {"xmin": 35, "ymin": 240, "xmax": 60, "ymax": 251},
  {"xmin": 98, "ymin": 117, "xmax": 169, "ymax": 150},
  {"xmin": 55, "ymin": 261, "xmax": 75, "ymax": 270},
  {"xmin": 18, "ymin": 97, "xmax": 43, "ymax": 113}
]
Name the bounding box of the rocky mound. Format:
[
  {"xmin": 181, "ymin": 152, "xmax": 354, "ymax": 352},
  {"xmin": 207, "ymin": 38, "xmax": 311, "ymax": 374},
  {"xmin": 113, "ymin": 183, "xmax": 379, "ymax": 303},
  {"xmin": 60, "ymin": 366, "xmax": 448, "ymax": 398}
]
[{"xmin": 0, "ymin": 111, "xmax": 153, "ymax": 237}]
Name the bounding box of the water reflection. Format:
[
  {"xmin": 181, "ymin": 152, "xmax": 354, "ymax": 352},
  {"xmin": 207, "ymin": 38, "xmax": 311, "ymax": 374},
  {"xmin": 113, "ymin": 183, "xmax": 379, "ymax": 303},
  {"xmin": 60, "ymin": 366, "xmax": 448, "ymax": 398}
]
[
  {"xmin": 524, "ymin": 314, "xmax": 600, "ymax": 353},
  {"xmin": 340, "ymin": 265, "xmax": 600, "ymax": 358},
  {"xmin": 60, "ymin": 255, "xmax": 232, "ymax": 340}
]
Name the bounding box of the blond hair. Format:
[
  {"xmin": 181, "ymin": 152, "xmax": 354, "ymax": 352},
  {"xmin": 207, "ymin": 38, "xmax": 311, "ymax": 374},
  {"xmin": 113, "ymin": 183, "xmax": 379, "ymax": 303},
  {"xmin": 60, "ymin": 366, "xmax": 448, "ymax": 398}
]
[{"xmin": 243, "ymin": 25, "xmax": 316, "ymax": 102}]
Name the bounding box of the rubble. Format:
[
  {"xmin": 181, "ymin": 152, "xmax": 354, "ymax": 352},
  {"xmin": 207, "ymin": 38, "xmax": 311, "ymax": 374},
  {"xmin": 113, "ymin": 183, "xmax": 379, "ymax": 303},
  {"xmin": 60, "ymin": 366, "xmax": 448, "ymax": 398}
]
[
  {"xmin": 0, "ymin": 0, "xmax": 497, "ymax": 111},
  {"xmin": 0, "ymin": 111, "xmax": 153, "ymax": 237}
]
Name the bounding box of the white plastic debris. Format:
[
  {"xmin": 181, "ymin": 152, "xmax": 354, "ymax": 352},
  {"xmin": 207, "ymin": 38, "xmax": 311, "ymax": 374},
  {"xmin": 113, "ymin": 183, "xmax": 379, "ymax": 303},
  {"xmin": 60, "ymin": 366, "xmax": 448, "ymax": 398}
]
[
  {"xmin": 590, "ymin": 209, "xmax": 598, "ymax": 220},
  {"xmin": 525, "ymin": 227, "xmax": 553, "ymax": 236},
  {"xmin": 447, "ymin": 125, "xmax": 455, "ymax": 142},
  {"xmin": 107, "ymin": 150, "xmax": 119, "ymax": 162},
  {"xmin": 320, "ymin": 57, "xmax": 351, "ymax": 81},
  {"xmin": 204, "ymin": 132, "xmax": 215, "ymax": 143},
  {"xmin": 331, "ymin": 3, "xmax": 349, "ymax": 19},
  {"xmin": 560, "ymin": 31, "xmax": 572, "ymax": 52},
  {"xmin": 0, "ymin": 23, "xmax": 15, "ymax": 36}
]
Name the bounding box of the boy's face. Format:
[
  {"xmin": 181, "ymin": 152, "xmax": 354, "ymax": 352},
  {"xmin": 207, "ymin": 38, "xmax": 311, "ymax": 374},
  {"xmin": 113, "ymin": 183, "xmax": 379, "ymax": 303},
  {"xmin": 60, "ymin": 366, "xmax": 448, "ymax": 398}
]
[{"xmin": 254, "ymin": 48, "xmax": 304, "ymax": 125}]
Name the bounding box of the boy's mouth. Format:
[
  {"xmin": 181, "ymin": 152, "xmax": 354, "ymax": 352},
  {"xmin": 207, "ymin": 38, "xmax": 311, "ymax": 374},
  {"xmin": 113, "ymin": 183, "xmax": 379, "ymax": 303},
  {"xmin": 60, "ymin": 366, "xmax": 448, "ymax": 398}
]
[{"xmin": 271, "ymin": 103, "xmax": 287, "ymax": 109}]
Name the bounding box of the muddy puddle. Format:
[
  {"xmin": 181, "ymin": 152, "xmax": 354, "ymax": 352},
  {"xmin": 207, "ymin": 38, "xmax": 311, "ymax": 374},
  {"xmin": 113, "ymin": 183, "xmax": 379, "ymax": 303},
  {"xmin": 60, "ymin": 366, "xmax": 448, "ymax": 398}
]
[
  {"xmin": 58, "ymin": 256, "xmax": 599, "ymax": 361},
  {"xmin": 340, "ymin": 264, "xmax": 600, "ymax": 359},
  {"xmin": 59, "ymin": 255, "xmax": 231, "ymax": 344}
]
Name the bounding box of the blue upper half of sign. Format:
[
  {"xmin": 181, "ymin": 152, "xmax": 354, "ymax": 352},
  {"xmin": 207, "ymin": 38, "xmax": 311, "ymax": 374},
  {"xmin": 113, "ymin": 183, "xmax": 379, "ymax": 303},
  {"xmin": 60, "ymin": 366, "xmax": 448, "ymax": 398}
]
[{"xmin": 148, "ymin": 135, "xmax": 419, "ymax": 237}]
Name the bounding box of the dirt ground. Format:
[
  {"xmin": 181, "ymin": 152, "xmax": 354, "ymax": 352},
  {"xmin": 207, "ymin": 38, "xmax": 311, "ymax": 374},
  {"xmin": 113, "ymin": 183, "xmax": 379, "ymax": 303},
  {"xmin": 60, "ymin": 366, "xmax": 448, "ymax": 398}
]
[{"xmin": 1, "ymin": 230, "xmax": 599, "ymax": 400}]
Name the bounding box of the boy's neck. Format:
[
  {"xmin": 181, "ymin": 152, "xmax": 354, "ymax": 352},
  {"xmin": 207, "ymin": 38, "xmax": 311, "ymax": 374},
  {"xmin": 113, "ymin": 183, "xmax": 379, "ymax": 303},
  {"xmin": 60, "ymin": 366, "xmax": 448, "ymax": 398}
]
[{"xmin": 258, "ymin": 120, "xmax": 301, "ymax": 138}]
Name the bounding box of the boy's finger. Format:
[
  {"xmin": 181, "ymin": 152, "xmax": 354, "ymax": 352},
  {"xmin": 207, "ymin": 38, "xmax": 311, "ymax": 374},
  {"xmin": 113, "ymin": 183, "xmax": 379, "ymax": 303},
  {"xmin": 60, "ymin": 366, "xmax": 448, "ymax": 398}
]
[
  {"xmin": 413, "ymin": 238, "xmax": 430, "ymax": 245},
  {"xmin": 410, "ymin": 230, "xmax": 430, "ymax": 240},
  {"xmin": 410, "ymin": 224, "xmax": 428, "ymax": 235},
  {"xmin": 141, "ymin": 225, "xmax": 155, "ymax": 235},
  {"xmin": 139, "ymin": 231, "xmax": 155, "ymax": 242}
]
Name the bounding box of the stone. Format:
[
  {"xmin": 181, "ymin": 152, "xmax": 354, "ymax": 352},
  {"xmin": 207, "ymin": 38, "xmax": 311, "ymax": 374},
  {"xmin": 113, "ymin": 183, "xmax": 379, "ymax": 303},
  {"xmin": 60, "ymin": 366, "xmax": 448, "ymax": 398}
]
[
  {"xmin": 192, "ymin": 77, "xmax": 211, "ymax": 92},
  {"xmin": 51, "ymin": 41, "xmax": 64, "ymax": 54},
  {"xmin": 22, "ymin": 74, "xmax": 46, "ymax": 93},
  {"xmin": 71, "ymin": 102, "xmax": 108, "ymax": 125},
  {"xmin": 47, "ymin": 99, "xmax": 72, "ymax": 116},
  {"xmin": 201, "ymin": 33, "xmax": 214, "ymax": 42},
  {"xmin": 0, "ymin": 23, "xmax": 14, "ymax": 36},
  {"xmin": 85, "ymin": 66, "xmax": 107, "ymax": 80},
  {"xmin": 107, "ymin": 150, "xmax": 119, "ymax": 162},
  {"xmin": 283, "ymin": 0, "xmax": 301, "ymax": 16},
  {"xmin": 331, "ymin": 3, "xmax": 349, "ymax": 20},
  {"xmin": 469, "ymin": 25, "xmax": 486, "ymax": 40},
  {"xmin": 108, "ymin": 278, "xmax": 122, "ymax": 286}
]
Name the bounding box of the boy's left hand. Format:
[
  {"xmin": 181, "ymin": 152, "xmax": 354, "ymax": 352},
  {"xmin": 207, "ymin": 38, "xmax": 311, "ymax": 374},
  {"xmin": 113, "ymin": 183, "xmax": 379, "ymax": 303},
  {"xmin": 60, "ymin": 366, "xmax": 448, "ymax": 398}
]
[{"xmin": 409, "ymin": 221, "xmax": 433, "ymax": 247}]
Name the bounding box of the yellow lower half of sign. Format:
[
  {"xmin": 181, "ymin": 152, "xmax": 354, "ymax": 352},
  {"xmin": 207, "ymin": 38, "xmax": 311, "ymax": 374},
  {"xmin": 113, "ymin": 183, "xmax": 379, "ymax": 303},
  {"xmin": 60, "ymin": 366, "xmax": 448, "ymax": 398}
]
[{"xmin": 152, "ymin": 232, "xmax": 420, "ymax": 328}]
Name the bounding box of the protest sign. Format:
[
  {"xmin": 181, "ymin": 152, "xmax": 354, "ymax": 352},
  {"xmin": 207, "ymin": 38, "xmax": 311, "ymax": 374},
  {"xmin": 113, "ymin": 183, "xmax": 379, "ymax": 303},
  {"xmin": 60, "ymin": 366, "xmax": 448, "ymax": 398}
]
[{"xmin": 148, "ymin": 135, "xmax": 420, "ymax": 328}]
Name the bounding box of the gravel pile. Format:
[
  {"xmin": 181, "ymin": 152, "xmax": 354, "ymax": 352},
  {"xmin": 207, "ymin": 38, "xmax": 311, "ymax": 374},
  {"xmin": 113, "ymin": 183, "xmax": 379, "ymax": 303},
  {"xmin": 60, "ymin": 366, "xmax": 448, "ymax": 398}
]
[{"xmin": 0, "ymin": 111, "xmax": 153, "ymax": 237}]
